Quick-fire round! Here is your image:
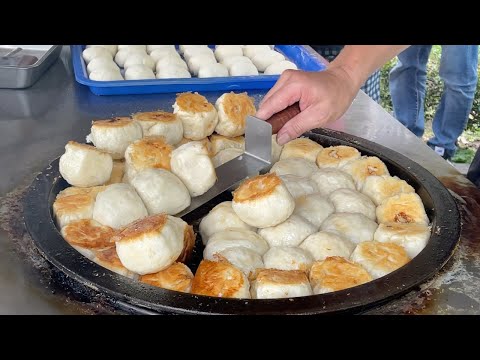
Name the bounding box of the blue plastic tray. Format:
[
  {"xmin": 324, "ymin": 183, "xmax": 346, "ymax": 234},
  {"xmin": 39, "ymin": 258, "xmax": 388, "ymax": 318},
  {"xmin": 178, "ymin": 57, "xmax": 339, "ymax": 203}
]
[{"xmin": 71, "ymin": 45, "xmax": 326, "ymax": 96}]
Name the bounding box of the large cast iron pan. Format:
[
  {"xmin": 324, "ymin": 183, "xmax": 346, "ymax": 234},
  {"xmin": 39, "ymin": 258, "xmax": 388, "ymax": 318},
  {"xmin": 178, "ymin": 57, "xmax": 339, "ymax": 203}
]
[{"xmin": 23, "ymin": 128, "xmax": 461, "ymax": 314}]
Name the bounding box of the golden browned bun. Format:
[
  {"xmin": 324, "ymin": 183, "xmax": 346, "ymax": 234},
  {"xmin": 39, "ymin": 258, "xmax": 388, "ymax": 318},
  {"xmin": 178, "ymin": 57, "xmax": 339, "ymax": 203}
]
[
  {"xmin": 209, "ymin": 134, "xmax": 245, "ymax": 156},
  {"xmin": 232, "ymin": 173, "xmax": 295, "ymax": 228},
  {"xmin": 250, "ymin": 269, "xmax": 312, "ymax": 299},
  {"xmin": 191, "ymin": 259, "xmax": 250, "ymax": 298},
  {"xmin": 175, "ymin": 92, "xmax": 215, "ymax": 112},
  {"xmin": 376, "ymin": 192, "xmax": 429, "ymax": 225},
  {"xmin": 92, "ymin": 117, "xmax": 133, "ymax": 128},
  {"xmin": 132, "ymin": 111, "xmax": 177, "ymax": 124},
  {"xmin": 341, "ymin": 156, "xmax": 390, "ymax": 189},
  {"xmin": 309, "ymin": 256, "xmax": 372, "ymax": 294},
  {"xmin": 92, "ymin": 247, "xmax": 137, "ymax": 279},
  {"xmin": 214, "ymin": 92, "xmax": 256, "ymax": 137},
  {"xmin": 350, "ymin": 241, "xmax": 410, "ymax": 279},
  {"xmin": 132, "ymin": 111, "xmax": 183, "ymax": 145},
  {"xmin": 53, "ymin": 186, "xmax": 105, "ymax": 228},
  {"xmin": 124, "ymin": 136, "xmax": 173, "ymax": 182},
  {"xmin": 362, "ymin": 175, "xmax": 415, "ymax": 205},
  {"xmin": 176, "ymin": 220, "xmax": 196, "ymax": 264},
  {"xmin": 280, "ymin": 137, "xmax": 323, "ymax": 163},
  {"xmin": 374, "ymin": 222, "xmax": 430, "ymax": 258},
  {"xmin": 140, "ymin": 262, "xmax": 194, "ymax": 293},
  {"xmin": 106, "ymin": 160, "xmax": 125, "ymax": 185},
  {"xmin": 61, "ymin": 219, "xmax": 116, "ymax": 249},
  {"xmin": 316, "ymin": 145, "xmax": 361, "ymax": 169}
]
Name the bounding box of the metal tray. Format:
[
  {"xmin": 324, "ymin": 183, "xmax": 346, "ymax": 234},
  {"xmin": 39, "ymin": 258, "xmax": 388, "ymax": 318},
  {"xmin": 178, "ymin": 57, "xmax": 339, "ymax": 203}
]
[
  {"xmin": 0, "ymin": 45, "xmax": 62, "ymax": 89},
  {"xmin": 23, "ymin": 129, "xmax": 461, "ymax": 315},
  {"xmin": 71, "ymin": 45, "xmax": 326, "ymax": 95}
]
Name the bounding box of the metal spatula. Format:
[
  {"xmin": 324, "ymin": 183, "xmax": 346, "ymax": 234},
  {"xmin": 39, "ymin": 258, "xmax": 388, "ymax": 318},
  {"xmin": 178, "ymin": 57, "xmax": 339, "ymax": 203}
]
[{"xmin": 178, "ymin": 103, "xmax": 301, "ymax": 218}]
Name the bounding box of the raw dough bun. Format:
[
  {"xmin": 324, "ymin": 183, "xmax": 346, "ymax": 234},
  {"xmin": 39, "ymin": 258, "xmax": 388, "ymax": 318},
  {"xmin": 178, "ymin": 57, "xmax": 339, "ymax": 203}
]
[
  {"xmin": 82, "ymin": 47, "xmax": 113, "ymax": 63},
  {"xmin": 156, "ymin": 65, "xmax": 192, "ymax": 79},
  {"xmin": 118, "ymin": 45, "xmax": 147, "ymax": 52},
  {"xmin": 229, "ymin": 62, "xmax": 259, "ymax": 76},
  {"xmin": 124, "ymin": 53, "xmax": 155, "ymax": 71},
  {"xmin": 170, "ymin": 141, "xmax": 217, "ymax": 197},
  {"xmin": 87, "ymin": 117, "xmax": 143, "ymax": 159},
  {"xmin": 132, "ymin": 111, "xmax": 183, "ymax": 145},
  {"xmin": 146, "ymin": 45, "xmax": 175, "ymax": 54},
  {"xmin": 139, "ymin": 262, "xmax": 194, "ymax": 293},
  {"xmin": 53, "ymin": 186, "xmax": 105, "ymax": 229},
  {"xmin": 199, "ymin": 201, "xmax": 255, "ymax": 245},
  {"xmin": 328, "ymin": 188, "xmax": 377, "ymax": 220},
  {"xmin": 350, "ymin": 241, "xmax": 410, "ymax": 279},
  {"xmin": 376, "ymin": 193, "xmax": 429, "ymax": 225},
  {"xmin": 86, "ymin": 45, "xmax": 117, "ymax": 56},
  {"xmin": 214, "ymin": 92, "xmax": 256, "ymax": 137},
  {"xmin": 293, "ymin": 193, "xmax": 335, "ymax": 229},
  {"xmin": 279, "ymin": 174, "xmax": 318, "ymax": 199},
  {"xmin": 178, "ymin": 45, "xmax": 208, "ymax": 54},
  {"xmin": 214, "ymin": 45, "xmax": 244, "ymax": 62},
  {"xmin": 150, "ymin": 48, "xmax": 181, "ymax": 62},
  {"xmin": 232, "ymin": 173, "xmax": 295, "ymax": 228},
  {"xmin": 270, "ymin": 158, "xmax": 319, "ymax": 177},
  {"xmin": 310, "ymin": 168, "xmax": 356, "ymax": 196},
  {"xmin": 191, "ymin": 259, "xmax": 250, "ymax": 299},
  {"xmin": 258, "ymin": 214, "xmax": 317, "ymax": 247},
  {"xmin": 198, "ymin": 63, "xmax": 229, "ymax": 78},
  {"xmin": 59, "ymin": 141, "xmax": 113, "ymax": 187},
  {"xmin": 309, "ymin": 256, "xmax": 372, "ymax": 294},
  {"xmin": 203, "ymin": 229, "xmax": 269, "ymax": 259},
  {"xmin": 89, "ymin": 68, "xmax": 123, "ymax": 81},
  {"xmin": 124, "ymin": 65, "xmax": 155, "ymax": 80},
  {"xmin": 251, "ymin": 50, "xmax": 286, "ymax": 72},
  {"xmin": 114, "ymin": 48, "xmax": 146, "ymax": 67},
  {"xmin": 316, "ymin": 145, "xmax": 361, "ymax": 169},
  {"xmin": 130, "ymin": 168, "xmax": 191, "ymax": 215},
  {"xmin": 87, "ymin": 57, "xmax": 119, "ymax": 74},
  {"xmin": 156, "ymin": 56, "xmax": 188, "ymax": 71},
  {"xmin": 92, "ymin": 183, "xmax": 147, "ymax": 229},
  {"xmin": 114, "ymin": 214, "xmax": 185, "ymax": 275},
  {"xmin": 212, "ymin": 247, "xmax": 263, "ymax": 277},
  {"xmin": 250, "ymin": 269, "xmax": 312, "ymax": 299},
  {"xmin": 280, "ymin": 137, "xmax": 323, "ymax": 162},
  {"xmin": 263, "ymin": 246, "xmax": 313, "ymax": 271},
  {"xmin": 264, "ymin": 60, "xmax": 298, "ymax": 75},
  {"xmin": 243, "ymin": 45, "xmax": 272, "ymax": 59},
  {"xmin": 173, "ymin": 92, "xmax": 218, "ymax": 140},
  {"xmin": 183, "ymin": 46, "xmax": 215, "ymax": 62},
  {"xmin": 321, "ymin": 213, "xmax": 378, "ymax": 245},
  {"xmin": 362, "ymin": 175, "xmax": 415, "ymax": 206},
  {"xmin": 374, "ymin": 222, "xmax": 430, "ymax": 258},
  {"xmin": 299, "ymin": 231, "xmax": 355, "ymax": 261},
  {"xmin": 221, "ymin": 55, "xmax": 253, "ymax": 70}
]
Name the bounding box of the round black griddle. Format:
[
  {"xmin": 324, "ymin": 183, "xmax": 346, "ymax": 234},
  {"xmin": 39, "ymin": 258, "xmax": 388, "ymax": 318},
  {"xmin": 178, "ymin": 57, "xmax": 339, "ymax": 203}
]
[{"xmin": 23, "ymin": 129, "xmax": 461, "ymax": 315}]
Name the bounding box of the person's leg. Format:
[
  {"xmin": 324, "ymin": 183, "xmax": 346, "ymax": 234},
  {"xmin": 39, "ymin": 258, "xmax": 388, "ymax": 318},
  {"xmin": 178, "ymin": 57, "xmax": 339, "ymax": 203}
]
[
  {"xmin": 427, "ymin": 45, "xmax": 479, "ymax": 159},
  {"xmin": 467, "ymin": 148, "xmax": 480, "ymax": 188},
  {"xmin": 360, "ymin": 69, "xmax": 381, "ymax": 103},
  {"xmin": 389, "ymin": 45, "xmax": 432, "ymax": 137}
]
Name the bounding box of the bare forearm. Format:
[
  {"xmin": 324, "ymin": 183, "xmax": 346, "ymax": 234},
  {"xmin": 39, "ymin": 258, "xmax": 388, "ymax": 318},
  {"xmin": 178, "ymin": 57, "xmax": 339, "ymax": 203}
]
[{"xmin": 329, "ymin": 45, "xmax": 409, "ymax": 88}]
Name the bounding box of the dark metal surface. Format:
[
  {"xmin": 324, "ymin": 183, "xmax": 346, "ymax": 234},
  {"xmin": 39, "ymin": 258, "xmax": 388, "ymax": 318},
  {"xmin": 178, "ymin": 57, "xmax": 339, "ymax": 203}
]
[{"xmin": 23, "ymin": 128, "xmax": 461, "ymax": 315}]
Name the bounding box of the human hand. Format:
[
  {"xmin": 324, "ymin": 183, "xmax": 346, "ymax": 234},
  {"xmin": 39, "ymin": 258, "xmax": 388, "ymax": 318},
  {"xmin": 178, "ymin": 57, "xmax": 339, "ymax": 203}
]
[{"xmin": 255, "ymin": 67, "xmax": 360, "ymax": 145}]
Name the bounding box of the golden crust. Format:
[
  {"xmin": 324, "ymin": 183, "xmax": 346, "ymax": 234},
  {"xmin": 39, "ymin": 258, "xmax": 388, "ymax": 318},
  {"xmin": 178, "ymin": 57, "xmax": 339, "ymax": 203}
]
[
  {"xmin": 376, "ymin": 193, "xmax": 428, "ymax": 224},
  {"xmin": 176, "ymin": 224, "xmax": 196, "ymax": 263},
  {"xmin": 132, "ymin": 111, "xmax": 177, "ymax": 123},
  {"xmin": 316, "ymin": 145, "xmax": 360, "ymax": 167},
  {"xmin": 309, "ymin": 256, "xmax": 371, "ymax": 292},
  {"xmin": 233, "ymin": 173, "xmax": 281, "ymax": 203},
  {"xmin": 106, "ymin": 160, "xmax": 125, "ymax": 185},
  {"xmin": 354, "ymin": 241, "xmax": 410, "ymax": 272},
  {"xmin": 62, "ymin": 219, "xmax": 116, "ymax": 249},
  {"xmin": 94, "ymin": 247, "xmax": 128, "ymax": 271},
  {"xmin": 128, "ymin": 136, "xmax": 173, "ymax": 171},
  {"xmin": 140, "ymin": 262, "xmax": 193, "ymax": 292},
  {"xmin": 92, "ymin": 117, "xmax": 133, "ymax": 128},
  {"xmin": 221, "ymin": 92, "xmax": 256, "ymax": 127},
  {"xmin": 176, "ymin": 92, "xmax": 214, "ymax": 113},
  {"xmin": 252, "ymin": 268, "xmax": 309, "ymax": 285},
  {"xmin": 209, "ymin": 134, "xmax": 245, "ymax": 155},
  {"xmin": 377, "ymin": 222, "xmax": 430, "ymax": 236},
  {"xmin": 113, "ymin": 214, "xmax": 167, "ymax": 244},
  {"xmin": 191, "ymin": 259, "xmax": 246, "ymax": 298},
  {"xmin": 343, "ymin": 156, "xmax": 390, "ymax": 181},
  {"xmin": 281, "ymin": 138, "xmax": 323, "ymax": 159},
  {"xmin": 53, "ymin": 186, "xmax": 105, "ymax": 218},
  {"xmin": 67, "ymin": 141, "xmax": 108, "ymax": 154}
]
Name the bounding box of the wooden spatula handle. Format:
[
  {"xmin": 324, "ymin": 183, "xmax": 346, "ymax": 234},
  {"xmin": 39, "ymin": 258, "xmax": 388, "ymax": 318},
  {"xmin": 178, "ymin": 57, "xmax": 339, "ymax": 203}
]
[{"xmin": 266, "ymin": 102, "xmax": 301, "ymax": 134}]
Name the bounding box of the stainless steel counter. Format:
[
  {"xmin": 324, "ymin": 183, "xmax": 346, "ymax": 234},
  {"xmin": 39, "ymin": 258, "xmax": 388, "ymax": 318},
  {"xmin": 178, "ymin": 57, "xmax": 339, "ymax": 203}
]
[{"xmin": 1, "ymin": 46, "xmax": 479, "ymax": 314}]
